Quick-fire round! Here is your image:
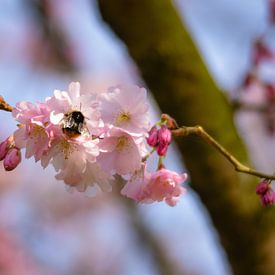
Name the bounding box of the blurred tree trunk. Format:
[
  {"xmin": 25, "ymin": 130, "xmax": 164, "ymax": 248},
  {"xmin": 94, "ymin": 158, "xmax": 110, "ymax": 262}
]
[{"xmin": 97, "ymin": 1, "xmax": 275, "ymax": 274}]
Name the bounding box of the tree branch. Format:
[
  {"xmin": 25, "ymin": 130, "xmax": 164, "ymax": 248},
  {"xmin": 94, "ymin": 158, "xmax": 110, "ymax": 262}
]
[
  {"xmin": 0, "ymin": 96, "xmax": 13, "ymax": 112},
  {"xmin": 172, "ymin": 126, "xmax": 275, "ymax": 181}
]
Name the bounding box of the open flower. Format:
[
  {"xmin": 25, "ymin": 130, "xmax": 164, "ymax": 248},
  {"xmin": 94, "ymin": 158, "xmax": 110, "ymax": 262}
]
[
  {"xmin": 69, "ymin": 162, "xmax": 114, "ymax": 195},
  {"xmin": 121, "ymin": 166, "xmax": 187, "ymax": 206},
  {"xmin": 98, "ymin": 127, "xmax": 142, "ymax": 175},
  {"xmin": 46, "ymin": 82, "xmax": 103, "ymax": 136},
  {"xmin": 99, "ymin": 84, "xmax": 149, "ymax": 135},
  {"xmin": 12, "ymin": 101, "xmax": 54, "ymax": 161}
]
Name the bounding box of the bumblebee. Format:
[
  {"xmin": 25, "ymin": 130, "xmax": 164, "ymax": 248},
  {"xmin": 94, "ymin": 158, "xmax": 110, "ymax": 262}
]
[{"xmin": 61, "ymin": 111, "xmax": 89, "ymax": 138}]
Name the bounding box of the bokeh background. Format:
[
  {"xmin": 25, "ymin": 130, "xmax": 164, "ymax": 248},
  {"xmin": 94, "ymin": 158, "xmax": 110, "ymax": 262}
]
[{"xmin": 0, "ymin": 1, "xmax": 275, "ymax": 274}]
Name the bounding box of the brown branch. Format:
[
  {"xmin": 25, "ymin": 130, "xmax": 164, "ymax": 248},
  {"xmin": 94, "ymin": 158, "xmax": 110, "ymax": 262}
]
[
  {"xmin": 0, "ymin": 96, "xmax": 13, "ymax": 112},
  {"xmin": 172, "ymin": 125, "xmax": 275, "ymax": 181}
]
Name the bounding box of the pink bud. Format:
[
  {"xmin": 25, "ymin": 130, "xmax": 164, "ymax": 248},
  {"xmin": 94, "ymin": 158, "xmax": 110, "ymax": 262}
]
[
  {"xmin": 0, "ymin": 139, "xmax": 9, "ymax": 161},
  {"xmin": 147, "ymin": 126, "xmax": 158, "ymax": 147},
  {"xmin": 158, "ymin": 125, "xmax": 171, "ymax": 145},
  {"xmin": 156, "ymin": 125, "xmax": 172, "ymax": 157},
  {"xmin": 261, "ymin": 192, "xmax": 275, "ymax": 207},
  {"xmin": 3, "ymin": 148, "xmax": 21, "ymax": 171},
  {"xmin": 253, "ymin": 40, "xmax": 273, "ymax": 66},
  {"xmin": 269, "ymin": 0, "xmax": 275, "ymax": 23},
  {"xmin": 256, "ymin": 180, "xmax": 269, "ymax": 195},
  {"xmin": 256, "ymin": 180, "xmax": 275, "ymax": 206},
  {"xmin": 265, "ymin": 84, "xmax": 275, "ymax": 101},
  {"xmin": 157, "ymin": 143, "xmax": 169, "ymax": 156}
]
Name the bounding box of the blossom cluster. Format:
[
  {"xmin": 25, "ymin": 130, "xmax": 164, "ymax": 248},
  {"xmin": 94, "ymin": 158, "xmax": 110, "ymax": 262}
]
[{"xmin": 0, "ymin": 82, "xmax": 187, "ymax": 206}]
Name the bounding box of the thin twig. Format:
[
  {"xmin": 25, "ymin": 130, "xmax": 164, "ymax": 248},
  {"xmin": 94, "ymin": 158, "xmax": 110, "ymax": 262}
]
[
  {"xmin": 172, "ymin": 126, "xmax": 275, "ymax": 181},
  {"xmin": 0, "ymin": 96, "xmax": 13, "ymax": 112}
]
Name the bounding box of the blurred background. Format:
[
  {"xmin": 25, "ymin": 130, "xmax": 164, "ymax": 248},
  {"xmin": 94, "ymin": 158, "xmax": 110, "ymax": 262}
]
[{"xmin": 0, "ymin": 0, "xmax": 275, "ymax": 274}]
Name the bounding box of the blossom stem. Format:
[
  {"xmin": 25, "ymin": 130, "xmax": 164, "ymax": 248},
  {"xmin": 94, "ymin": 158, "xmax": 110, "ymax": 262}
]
[
  {"xmin": 142, "ymin": 148, "xmax": 156, "ymax": 162},
  {"xmin": 172, "ymin": 125, "xmax": 275, "ymax": 181},
  {"xmin": 0, "ymin": 96, "xmax": 13, "ymax": 112}
]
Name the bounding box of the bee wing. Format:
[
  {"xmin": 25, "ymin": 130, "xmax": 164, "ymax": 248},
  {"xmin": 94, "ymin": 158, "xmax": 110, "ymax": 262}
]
[{"xmin": 79, "ymin": 122, "xmax": 90, "ymax": 137}]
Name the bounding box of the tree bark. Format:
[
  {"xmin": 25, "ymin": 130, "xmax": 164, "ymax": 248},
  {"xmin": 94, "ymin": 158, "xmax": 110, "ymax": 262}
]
[{"xmin": 97, "ymin": 1, "xmax": 275, "ymax": 274}]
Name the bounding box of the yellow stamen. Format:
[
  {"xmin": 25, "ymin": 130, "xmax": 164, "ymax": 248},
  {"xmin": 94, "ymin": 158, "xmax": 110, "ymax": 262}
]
[
  {"xmin": 115, "ymin": 111, "xmax": 131, "ymax": 126},
  {"xmin": 116, "ymin": 136, "xmax": 129, "ymax": 152}
]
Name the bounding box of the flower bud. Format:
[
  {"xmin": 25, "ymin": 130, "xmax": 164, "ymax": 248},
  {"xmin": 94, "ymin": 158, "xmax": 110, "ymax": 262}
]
[
  {"xmin": 261, "ymin": 192, "xmax": 275, "ymax": 207},
  {"xmin": 147, "ymin": 126, "xmax": 158, "ymax": 147},
  {"xmin": 256, "ymin": 180, "xmax": 269, "ymax": 195},
  {"xmin": 158, "ymin": 125, "xmax": 171, "ymax": 146},
  {"xmin": 3, "ymin": 148, "xmax": 21, "ymax": 171},
  {"xmin": 269, "ymin": 0, "xmax": 275, "ymax": 23},
  {"xmin": 157, "ymin": 143, "xmax": 169, "ymax": 156},
  {"xmin": 161, "ymin": 114, "xmax": 178, "ymax": 130},
  {"xmin": 0, "ymin": 139, "xmax": 9, "ymax": 161},
  {"xmin": 253, "ymin": 39, "xmax": 273, "ymax": 66},
  {"xmin": 256, "ymin": 180, "xmax": 275, "ymax": 207}
]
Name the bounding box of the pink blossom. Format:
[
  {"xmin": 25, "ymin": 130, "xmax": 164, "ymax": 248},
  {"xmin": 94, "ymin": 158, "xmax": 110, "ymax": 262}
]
[
  {"xmin": 3, "ymin": 148, "xmax": 21, "ymax": 171},
  {"xmin": 68, "ymin": 162, "xmax": 114, "ymax": 195},
  {"xmin": 99, "ymin": 84, "xmax": 149, "ymax": 135},
  {"xmin": 41, "ymin": 135, "xmax": 99, "ymax": 172},
  {"xmin": 46, "ymin": 82, "xmax": 103, "ymax": 136},
  {"xmin": 121, "ymin": 166, "xmax": 187, "ymax": 206},
  {"xmin": 8, "ymin": 81, "xmax": 188, "ymax": 203},
  {"xmin": 12, "ymin": 101, "xmax": 54, "ymax": 161},
  {"xmin": 146, "ymin": 168, "xmax": 187, "ymax": 206},
  {"xmin": 98, "ymin": 127, "xmax": 142, "ymax": 175},
  {"xmin": 44, "ymin": 137, "xmax": 113, "ymax": 193}
]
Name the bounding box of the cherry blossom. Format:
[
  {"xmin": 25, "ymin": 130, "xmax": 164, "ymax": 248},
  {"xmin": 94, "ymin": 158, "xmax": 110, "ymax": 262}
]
[
  {"xmin": 98, "ymin": 127, "xmax": 142, "ymax": 175},
  {"xmin": 2, "ymin": 81, "xmax": 188, "ymax": 206},
  {"xmin": 99, "ymin": 84, "xmax": 149, "ymax": 135},
  {"xmin": 12, "ymin": 101, "xmax": 53, "ymax": 161},
  {"xmin": 46, "ymin": 82, "xmax": 103, "ymax": 136},
  {"xmin": 121, "ymin": 165, "xmax": 187, "ymax": 206}
]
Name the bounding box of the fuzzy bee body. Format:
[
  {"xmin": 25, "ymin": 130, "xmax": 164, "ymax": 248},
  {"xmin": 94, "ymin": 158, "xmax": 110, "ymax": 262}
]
[{"xmin": 62, "ymin": 111, "xmax": 88, "ymax": 138}]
